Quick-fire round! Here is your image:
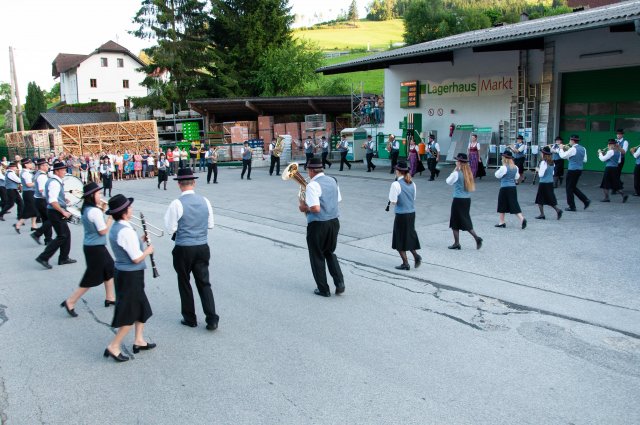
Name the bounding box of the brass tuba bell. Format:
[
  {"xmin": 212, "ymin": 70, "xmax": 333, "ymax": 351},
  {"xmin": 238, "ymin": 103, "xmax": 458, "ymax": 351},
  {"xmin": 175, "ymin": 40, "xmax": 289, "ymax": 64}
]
[{"xmin": 282, "ymin": 162, "xmax": 307, "ymax": 202}]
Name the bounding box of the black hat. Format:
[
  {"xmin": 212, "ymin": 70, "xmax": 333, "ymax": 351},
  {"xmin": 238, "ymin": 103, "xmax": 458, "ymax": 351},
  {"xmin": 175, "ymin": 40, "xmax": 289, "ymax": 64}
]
[
  {"xmin": 51, "ymin": 160, "xmax": 66, "ymax": 171},
  {"xmin": 7, "ymin": 161, "xmax": 17, "ymax": 168},
  {"xmin": 367, "ymin": 134, "xmax": 372, "ymax": 138},
  {"xmin": 307, "ymin": 158, "xmax": 323, "ymax": 169},
  {"xmin": 607, "ymin": 139, "xmax": 617, "ymax": 145},
  {"xmin": 105, "ymin": 194, "xmax": 134, "ymax": 216},
  {"xmin": 395, "ymin": 160, "xmax": 409, "ymax": 171},
  {"xmin": 173, "ymin": 167, "xmax": 199, "ymax": 181},
  {"xmin": 501, "ymin": 150, "xmax": 514, "ymax": 159},
  {"xmin": 83, "ymin": 182, "xmax": 102, "ymax": 197},
  {"xmin": 428, "ymin": 134, "xmax": 435, "ymax": 139},
  {"xmin": 516, "ymin": 135, "xmax": 524, "ymax": 140},
  {"xmin": 554, "ymin": 136, "xmax": 563, "ymax": 142},
  {"xmin": 21, "ymin": 158, "xmax": 32, "ymax": 165},
  {"xmin": 35, "ymin": 158, "xmax": 48, "ymax": 166},
  {"xmin": 569, "ymin": 134, "xmax": 580, "ymax": 142},
  {"xmin": 616, "ymin": 129, "xmax": 624, "ymax": 134},
  {"xmin": 541, "ymin": 146, "xmax": 552, "ymax": 155},
  {"xmin": 455, "ymin": 153, "xmax": 469, "ymax": 162}
]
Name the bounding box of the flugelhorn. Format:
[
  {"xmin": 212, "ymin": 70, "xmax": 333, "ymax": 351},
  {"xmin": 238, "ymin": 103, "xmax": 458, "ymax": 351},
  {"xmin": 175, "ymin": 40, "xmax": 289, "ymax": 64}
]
[{"xmin": 282, "ymin": 162, "xmax": 307, "ymax": 203}]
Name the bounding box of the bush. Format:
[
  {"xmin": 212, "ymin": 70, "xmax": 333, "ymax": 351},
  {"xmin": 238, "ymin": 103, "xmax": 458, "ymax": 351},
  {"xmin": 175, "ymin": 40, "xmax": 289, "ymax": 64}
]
[{"xmin": 55, "ymin": 102, "xmax": 116, "ymax": 113}]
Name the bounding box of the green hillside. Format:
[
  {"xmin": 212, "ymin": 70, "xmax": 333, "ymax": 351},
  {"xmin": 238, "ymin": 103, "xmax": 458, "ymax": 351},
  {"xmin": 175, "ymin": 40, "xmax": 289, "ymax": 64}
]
[
  {"xmin": 294, "ymin": 19, "xmax": 405, "ymax": 50},
  {"xmin": 308, "ymin": 52, "xmax": 384, "ymax": 95}
]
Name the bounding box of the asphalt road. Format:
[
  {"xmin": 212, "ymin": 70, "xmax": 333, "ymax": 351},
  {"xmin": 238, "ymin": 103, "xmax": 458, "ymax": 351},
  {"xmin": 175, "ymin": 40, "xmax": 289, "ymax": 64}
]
[{"xmin": 0, "ymin": 161, "xmax": 639, "ymax": 424}]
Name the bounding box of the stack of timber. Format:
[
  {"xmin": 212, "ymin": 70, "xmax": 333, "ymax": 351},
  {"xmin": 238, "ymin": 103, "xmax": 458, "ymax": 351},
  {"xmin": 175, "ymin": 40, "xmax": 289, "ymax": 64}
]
[
  {"xmin": 4, "ymin": 130, "xmax": 63, "ymax": 155},
  {"xmin": 59, "ymin": 120, "xmax": 159, "ymax": 155}
]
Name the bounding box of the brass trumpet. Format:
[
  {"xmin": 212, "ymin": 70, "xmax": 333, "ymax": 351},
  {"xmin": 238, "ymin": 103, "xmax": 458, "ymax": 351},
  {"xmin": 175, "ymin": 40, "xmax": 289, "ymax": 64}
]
[{"xmin": 630, "ymin": 145, "xmax": 640, "ymax": 155}]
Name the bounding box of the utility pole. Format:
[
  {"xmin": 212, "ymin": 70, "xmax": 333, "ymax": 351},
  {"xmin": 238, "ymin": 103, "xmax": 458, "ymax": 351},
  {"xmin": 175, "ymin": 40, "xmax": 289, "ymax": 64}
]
[
  {"xmin": 9, "ymin": 46, "xmax": 25, "ymax": 131},
  {"xmin": 8, "ymin": 47, "xmax": 17, "ymax": 132}
]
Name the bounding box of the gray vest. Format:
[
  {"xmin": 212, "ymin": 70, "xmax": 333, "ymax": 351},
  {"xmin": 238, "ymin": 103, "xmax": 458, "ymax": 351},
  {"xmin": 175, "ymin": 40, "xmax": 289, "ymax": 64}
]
[
  {"xmin": 552, "ymin": 144, "xmax": 561, "ymax": 161},
  {"xmin": 606, "ymin": 151, "xmax": 620, "ymax": 168},
  {"xmin": 305, "ymin": 141, "xmax": 313, "ymax": 154},
  {"xmin": 500, "ymin": 166, "xmax": 517, "ymax": 187},
  {"xmin": 307, "ymin": 175, "xmax": 340, "ymax": 223},
  {"xmin": 82, "ymin": 206, "xmax": 107, "ymax": 246},
  {"xmin": 5, "ymin": 170, "xmax": 19, "ymax": 190},
  {"xmin": 45, "ymin": 177, "xmax": 67, "ymax": 209},
  {"xmin": 109, "ymin": 221, "xmax": 146, "ymax": 271},
  {"xmin": 395, "ymin": 179, "xmax": 416, "ymax": 214},
  {"xmin": 514, "ymin": 143, "xmax": 525, "ymax": 159},
  {"xmin": 322, "ymin": 141, "xmax": 329, "ymax": 153},
  {"xmin": 175, "ymin": 194, "xmax": 209, "ymax": 246},
  {"xmin": 539, "ymin": 163, "xmax": 554, "ymax": 183},
  {"xmin": 0, "ymin": 173, "xmax": 4, "ymax": 188},
  {"xmin": 452, "ymin": 171, "xmax": 470, "ymax": 198},
  {"xmin": 20, "ymin": 170, "xmax": 34, "ymax": 192},
  {"xmin": 568, "ymin": 145, "xmax": 585, "ymax": 171},
  {"xmin": 242, "ymin": 148, "xmax": 252, "ymax": 160},
  {"xmin": 365, "ymin": 140, "xmax": 374, "ymax": 154},
  {"xmin": 33, "ymin": 171, "xmax": 44, "ymax": 199}
]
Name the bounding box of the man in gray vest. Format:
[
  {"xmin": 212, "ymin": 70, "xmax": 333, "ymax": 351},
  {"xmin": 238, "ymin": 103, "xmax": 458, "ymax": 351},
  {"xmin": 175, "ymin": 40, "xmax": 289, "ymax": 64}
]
[
  {"xmin": 164, "ymin": 168, "xmax": 219, "ymax": 330},
  {"xmin": 31, "ymin": 159, "xmax": 53, "ymax": 245},
  {"xmin": 337, "ymin": 134, "xmax": 351, "ymax": 171},
  {"xmin": 363, "ymin": 134, "xmax": 376, "ymax": 172},
  {"xmin": 558, "ymin": 134, "xmax": 591, "ymax": 212},
  {"xmin": 298, "ymin": 157, "xmax": 345, "ymax": 297},
  {"xmin": 303, "ymin": 136, "xmax": 314, "ymax": 170},
  {"xmin": 240, "ymin": 141, "xmax": 252, "ymax": 180},
  {"xmin": 35, "ymin": 160, "xmax": 76, "ymax": 269},
  {"xmin": 0, "ymin": 162, "xmax": 22, "ymax": 221},
  {"xmin": 320, "ymin": 136, "xmax": 332, "ymax": 169}
]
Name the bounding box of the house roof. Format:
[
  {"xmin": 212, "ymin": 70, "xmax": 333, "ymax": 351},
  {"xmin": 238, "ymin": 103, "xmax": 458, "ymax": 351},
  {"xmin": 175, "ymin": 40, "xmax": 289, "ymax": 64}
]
[
  {"xmin": 31, "ymin": 112, "xmax": 120, "ymax": 131},
  {"xmin": 51, "ymin": 40, "xmax": 146, "ymax": 77},
  {"xmin": 318, "ymin": 1, "xmax": 640, "ymax": 75}
]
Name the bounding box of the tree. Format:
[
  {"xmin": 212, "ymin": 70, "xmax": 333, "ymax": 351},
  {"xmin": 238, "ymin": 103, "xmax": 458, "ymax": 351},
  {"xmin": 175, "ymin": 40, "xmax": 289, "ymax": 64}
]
[
  {"xmin": 209, "ymin": 0, "xmax": 295, "ymax": 96},
  {"xmin": 251, "ymin": 40, "xmax": 323, "ymax": 96},
  {"xmin": 403, "ymin": 0, "xmax": 457, "ymax": 45},
  {"xmin": 44, "ymin": 83, "xmax": 60, "ymax": 105},
  {"xmin": 25, "ymin": 82, "xmax": 46, "ymax": 130},
  {"xmin": 348, "ymin": 0, "xmax": 359, "ymax": 21},
  {"xmin": 0, "ymin": 82, "xmax": 11, "ymax": 114},
  {"xmin": 367, "ymin": 0, "xmax": 395, "ymax": 21}
]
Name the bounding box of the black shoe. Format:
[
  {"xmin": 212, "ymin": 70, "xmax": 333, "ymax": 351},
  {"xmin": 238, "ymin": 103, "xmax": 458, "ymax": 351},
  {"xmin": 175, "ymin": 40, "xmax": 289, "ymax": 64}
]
[
  {"xmin": 0, "ymin": 216, "xmax": 4, "ymax": 221},
  {"xmin": 521, "ymin": 219, "xmax": 527, "ymax": 229},
  {"xmin": 60, "ymin": 300, "xmax": 78, "ymax": 317},
  {"xmin": 214, "ymin": 181, "xmax": 218, "ymax": 184},
  {"xmin": 600, "ymin": 198, "xmax": 610, "ymax": 202},
  {"xmin": 584, "ymin": 199, "xmax": 591, "ymax": 210},
  {"xmin": 414, "ymin": 255, "xmax": 422, "ymax": 269},
  {"xmin": 103, "ymin": 348, "xmax": 129, "ymax": 362},
  {"xmin": 633, "ymin": 193, "xmax": 640, "ymax": 197},
  {"xmin": 104, "ymin": 300, "xmax": 116, "ymax": 307},
  {"xmin": 58, "ymin": 258, "xmax": 77, "ymax": 265},
  {"xmin": 556, "ymin": 210, "xmax": 563, "ymax": 220},
  {"xmin": 132, "ymin": 342, "xmax": 157, "ymax": 354},
  {"xmin": 395, "ymin": 263, "xmax": 410, "ymax": 270},
  {"xmin": 366, "ymin": 170, "xmax": 371, "ymax": 172},
  {"xmin": 314, "ymin": 289, "xmax": 331, "ymax": 297},
  {"xmin": 36, "ymin": 257, "xmax": 52, "ymax": 269},
  {"xmin": 348, "ymin": 165, "xmax": 351, "ymax": 170},
  {"xmin": 335, "ymin": 284, "xmax": 345, "ymax": 295},
  {"xmin": 12, "ymin": 224, "xmax": 20, "ymax": 234},
  {"xmin": 565, "ymin": 207, "xmax": 576, "ymax": 212},
  {"xmin": 30, "ymin": 227, "xmax": 38, "ymax": 232},
  {"xmin": 30, "ymin": 233, "xmax": 42, "ymax": 245},
  {"xmin": 206, "ymin": 322, "xmax": 219, "ymax": 331},
  {"xmin": 428, "ymin": 178, "xmax": 434, "ymax": 181},
  {"xmin": 535, "ymin": 215, "xmax": 545, "ymax": 220},
  {"xmin": 448, "ymin": 244, "xmax": 461, "ymax": 250},
  {"xmin": 180, "ymin": 320, "xmax": 197, "ymax": 328},
  {"xmin": 622, "ymin": 195, "xmax": 629, "ymax": 203},
  {"xmin": 44, "ymin": 239, "xmax": 52, "ymax": 245},
  {"xmin": 475, "ymin": 237, "xmax": 483, "ymax": 250},
  {"xmin": 247, "ymin": 177, "xmax": 251, "ymax": 180},
  {"xmin": 494, "ymin": 223, "xmax": 506, "ymax": 228}
]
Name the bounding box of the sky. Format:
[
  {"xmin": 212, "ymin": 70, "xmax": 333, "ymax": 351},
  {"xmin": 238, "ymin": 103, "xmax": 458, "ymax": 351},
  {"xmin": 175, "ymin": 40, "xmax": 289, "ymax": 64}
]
[{"xmin": 0, "ymin": 0, "xmax": 369, "ymax": 103}]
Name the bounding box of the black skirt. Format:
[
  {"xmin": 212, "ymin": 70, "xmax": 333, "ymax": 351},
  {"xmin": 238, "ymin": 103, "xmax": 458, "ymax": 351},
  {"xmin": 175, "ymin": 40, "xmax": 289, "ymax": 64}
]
[
  {"xmin": 79, "ymin": 245, "xmax": 114, "ymax": 288},
  {"xmin": 497, "ymin": 186, "xmax": 522, "ymax": 214},
  {"xmin": 20, "ymin": 191, "xmax": 37, "ymax": 219},
  {"xmin": 101, "ymin": 174, "xmax": 112, "ymax": 189},
  {"xmin": 535, "ymin": 182, "xmax": 557, "ymax": 206},
  {"xmin": 111, "ymin": 269, "xmax": 152, "ymax": 328},
  {"xmin": 514, "ymin": 157, "xmax": 525, "ymax": 174},
  {"xmin": 449, "ymin": 198, "xmax": 473, "ymax": 231},
  {"xmin": 553, "ymin": 159, "xmax": 564, "ymax": 177},
  {"xmin": 158, "ymin": 169, "xmax": 168, "ymax": 183},
  {"xmin": 392, "ymin": 212, "xmax": 421, "ymax": 251},
  {"xmin": 600, "ymin": 167, "xmax": 621, "ymax": 191}
]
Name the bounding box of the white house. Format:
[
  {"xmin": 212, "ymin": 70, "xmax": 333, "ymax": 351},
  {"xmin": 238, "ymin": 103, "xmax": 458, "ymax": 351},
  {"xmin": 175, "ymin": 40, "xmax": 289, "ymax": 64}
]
[{"xmin": 52, "ymin": 40, "xmax": 147, "ymax": 109}]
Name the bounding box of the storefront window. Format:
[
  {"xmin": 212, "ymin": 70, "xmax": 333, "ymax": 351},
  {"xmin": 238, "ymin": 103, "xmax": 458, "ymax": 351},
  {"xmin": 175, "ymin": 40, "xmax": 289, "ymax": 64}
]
[
  {"xmin": 563, "ymin": 103, "xmax": 588, "ymax": 116},
  {"xmin": 614, "ymin": 118, "xmax": 640, "ymax": 132},
  {"xmin": 561, "ymin": 118, "xmax": 586, "ymax": 131},
  {"xmin": 588, "ymin": 103, "xmax": 614, "ymax": 115},
  {"xmin": 617, "ymin": 101, "xmax": 640, "ymax": 115},
  {"xmin": 590, "ymin": 120, "xmax": 611, "ymax": 132}
]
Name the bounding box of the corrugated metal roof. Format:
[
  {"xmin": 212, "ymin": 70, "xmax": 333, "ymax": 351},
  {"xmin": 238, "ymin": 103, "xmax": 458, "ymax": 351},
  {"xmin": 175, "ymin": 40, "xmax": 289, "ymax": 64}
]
[
  {"xmin": 31, "ymin": 113, "xmax": 120, "ymax": 130},
  {"xmin": 318, "ymin": 1, "xmax": 640, "ymax": 74}
]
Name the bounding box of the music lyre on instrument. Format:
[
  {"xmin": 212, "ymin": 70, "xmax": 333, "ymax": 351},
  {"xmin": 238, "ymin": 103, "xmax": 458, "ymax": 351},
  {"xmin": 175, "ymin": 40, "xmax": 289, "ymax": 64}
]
[
  {"xmin": 282, "ymin": 162, "xmax": 308, "ymax": 205},
  {"xmin": 62, "ymin": 175, "xmax": 84, "ymax": 224},
  {"xmin": 138, "ymin": 213, "xmax": 160, "ymax": 279}
]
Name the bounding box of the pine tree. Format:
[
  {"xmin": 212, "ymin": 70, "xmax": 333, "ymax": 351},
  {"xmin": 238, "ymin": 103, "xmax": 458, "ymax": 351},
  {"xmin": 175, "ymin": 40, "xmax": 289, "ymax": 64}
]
[
  {"xmin": 348, "ymin": 0, "xmax": 359, "ymax": 21},
  {"xmin": 25, "ymin": 82, "xmax": 46, "ymax": 130}
]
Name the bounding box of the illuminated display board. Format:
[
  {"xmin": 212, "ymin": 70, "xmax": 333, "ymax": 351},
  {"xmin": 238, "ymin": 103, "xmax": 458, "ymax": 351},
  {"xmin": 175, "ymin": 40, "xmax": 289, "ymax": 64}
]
[{"xmin": 400, "ymin": 80, "xmax": 419, "ymax": 108}]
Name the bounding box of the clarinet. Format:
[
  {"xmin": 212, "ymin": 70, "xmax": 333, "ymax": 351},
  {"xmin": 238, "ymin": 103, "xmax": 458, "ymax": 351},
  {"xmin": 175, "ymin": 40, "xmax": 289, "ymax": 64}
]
[{"xmin": 140, "ymin": 213, "xmax": 160, "ymax": 278}]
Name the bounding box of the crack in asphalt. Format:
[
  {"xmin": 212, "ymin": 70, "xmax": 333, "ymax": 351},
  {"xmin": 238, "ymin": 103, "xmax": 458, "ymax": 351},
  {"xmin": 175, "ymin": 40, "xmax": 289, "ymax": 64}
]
[
  {"xmin": 80, "ymin": 299, "xmax": 135, "ymax": 359},
  {"xmin": 417, "ymin": 307, "xmax": 483, "ymax": 330},
  {"xmin": 0, "ymin": 304, "xmax": 7, "ymax": 327},
  {"xmin": 0, "ymin": 377, "xmax": 8, "ymax": 425}
]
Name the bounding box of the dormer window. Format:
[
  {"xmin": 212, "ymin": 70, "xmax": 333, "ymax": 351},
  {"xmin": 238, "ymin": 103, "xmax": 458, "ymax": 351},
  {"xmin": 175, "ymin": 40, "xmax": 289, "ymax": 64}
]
[{"xmin": 101, "ymin": 57, "xmax": 108, "ymax": 67}]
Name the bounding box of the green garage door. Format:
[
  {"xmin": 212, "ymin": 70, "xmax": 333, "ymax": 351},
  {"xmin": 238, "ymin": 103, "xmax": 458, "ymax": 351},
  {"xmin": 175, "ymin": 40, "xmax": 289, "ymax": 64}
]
[{"xmin": 560, "ymin": 66, "xmax": 640, "ymax": 173}]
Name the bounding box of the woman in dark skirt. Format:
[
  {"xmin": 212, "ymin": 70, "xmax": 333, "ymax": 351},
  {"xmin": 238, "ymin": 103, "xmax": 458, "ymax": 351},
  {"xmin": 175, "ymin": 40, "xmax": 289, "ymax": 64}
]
[
  {"xmin": 598, "ymin": 139, "xmax": 628, "ymax": 203},
  {"xmin": 446, "ymin": 153, "xmax": 482, "ymax": 250},
  {"xmin": 495, "ymin": 150, "xmax": 527, "ymax": 229},
  {"xmin": 157, "ymin": 152, "xmax": 169, "ymax": 190},
  {"xmin": 60, "ymin": 182, "xmax": 115, "ymax": 318},
  {"xmin": 104, "ymin": 194, "xmax": 155, "ymax": 362},
  {"xmin": 535, "ymin": 147, "xmax": 563, "ymax": 220},
  {"xmin": 389, "ymin": 161, "xmax": 421, "ymax": 270},
  {"xmin": 15, "ymin": 158, "xmax": 38, "ymax": 233}
]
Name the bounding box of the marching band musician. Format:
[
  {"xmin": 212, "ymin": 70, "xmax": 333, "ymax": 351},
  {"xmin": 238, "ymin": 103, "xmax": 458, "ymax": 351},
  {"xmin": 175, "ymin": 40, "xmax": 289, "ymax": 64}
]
[
  {"xmin": 0, "ymin": 162, "xmax": 23, "ymax": 222},
  {"xmin": 494, "ymin": 150, "xmax": 527, "ymax": 229},
  {"xmin": 320, "ymin": 136, "xmax": 331, "ymax": 169},
  {"xmin": 15, "ymin": 158, "xmax": 38, "ymax": 233},
  {"xmin": 615, "ymin": 129, "xmax": 628, "ymax": 190},
  {"xmin": 99, "ymin": 156, "xmax": 114, "ymax": 197},
  {"xmin": 389, "ymin": 161, "xmax": 422, "ymax": 270},
  {"xmin": 558, "ymin": 134, "xmax": 591, "ymax": 212},
  {"xmin": 550, "ymin": 136, "xmax": 565, "ymax": 188},
  {"xmin": 337, "ymin": 134, "xmax": 351, "ymax": 171},
  {"xmin": 633, "ymin": 142, "xmax": 640, "ymax": 196},
  {"xmin": 240, "ymin": 141, "xmax": 252, "ymax": 180},
  {"xmin": 60, "ymin": 182, "xmax": 115, "ymax": 318},
  {"xmin": 535, "ymin": 147, "xmax": 563, "ymax": 220},
  {"xmin": 598, "ymin": 139, "xmax": 628, "ymax": 203},
  {"xmin": 513, "ymin": 135, "xmax": 527, "ymax": 184},
  {"xmin": 446, "ymin": 153, "xmax": 482, "ymax": 250},
  {"xmin": 363, "ymin": 134, "xmax": 376, "ymax": 172},
  {"xmin": 303, "ymin": 136, "xmax": 314, "ymax": 170},
  {"xmin": 104, "ymin": 194, "xmax": 155, "ymax": 362},
  {"xmin": 0, "ymin": 163, "xmax": 6, "ymax": 212},
  {"xmin": 157, "ymin": 152, "xmax": 170, "ymax": 189},
  {"xmin": 205, "ymin": 145, "xmax": 219, "ymax": 183},
  {"xmin": 388, "ymin": 134, "xmax": 400, "ymax": 174},
  {"xmin": 299, "ymin": 157, "xmax": 345, "ymax": 297},
  {"xmin": 30, "ymin": 159, "xmax": 53, "ymax": 245},
  {"xmin": 269, "ymin": 138, "xmax": 280, "ymax": 176},
  {"xmin": 426, "ymin": 134, "xmax": 440, "ymax": 181},
  {"xmin": 164, "ymin": 168, "xmax": 219, "ymax": 330},
  {"xmin": 35, "ymin": 160, "xmax": 77, "ymax": 270}
]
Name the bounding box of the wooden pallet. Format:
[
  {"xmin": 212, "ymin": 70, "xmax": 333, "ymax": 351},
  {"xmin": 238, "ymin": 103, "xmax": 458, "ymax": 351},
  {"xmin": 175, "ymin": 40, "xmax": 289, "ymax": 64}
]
[{"xmin": 59, "ymin": 120, "xmax": 159, "ymax": 155}]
